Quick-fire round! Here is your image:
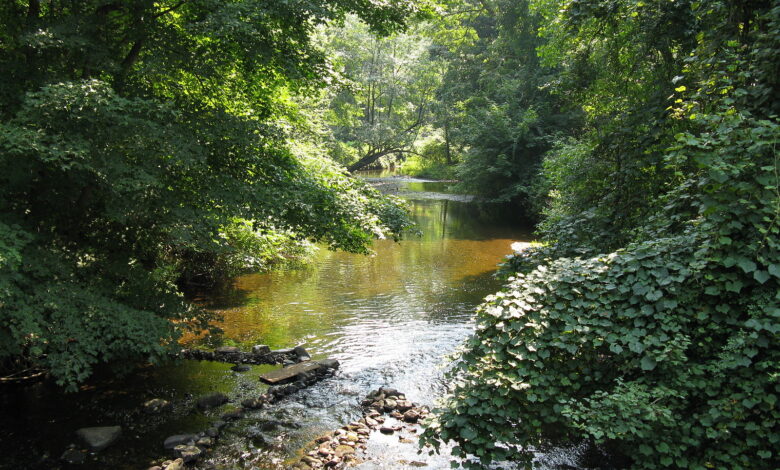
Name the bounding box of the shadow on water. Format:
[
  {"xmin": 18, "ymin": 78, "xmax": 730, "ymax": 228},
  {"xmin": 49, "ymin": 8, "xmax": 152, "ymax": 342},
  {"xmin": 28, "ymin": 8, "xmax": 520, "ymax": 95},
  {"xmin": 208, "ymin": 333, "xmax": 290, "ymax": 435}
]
[{"xmin": 0, "ymin": 174, "xmax": 596, "ymax": 470}]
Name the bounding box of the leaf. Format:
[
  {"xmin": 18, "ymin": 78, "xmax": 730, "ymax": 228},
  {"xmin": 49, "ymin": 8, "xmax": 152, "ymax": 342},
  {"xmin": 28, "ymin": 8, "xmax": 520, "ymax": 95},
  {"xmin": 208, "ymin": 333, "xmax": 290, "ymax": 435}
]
[
  {"xmin": 769, "ymin": 264, "xmax": 780, "ymax": 278},
  {"xmin": 754, "ymin": 270, "xmax": 770, "ymax": 284},
  {"xmin": 640, "ymin": 356, "xmax": 657, "ymax": 371},
  {"xmin": 737, "ymin": 258, "xmax": 757, "ymax": 273}
]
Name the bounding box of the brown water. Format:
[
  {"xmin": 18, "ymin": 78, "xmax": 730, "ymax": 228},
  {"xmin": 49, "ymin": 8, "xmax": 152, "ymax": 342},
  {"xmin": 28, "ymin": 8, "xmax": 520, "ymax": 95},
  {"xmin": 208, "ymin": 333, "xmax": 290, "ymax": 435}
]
[{"xmin": 0, "ymin": 175, "xmax": 583, "ymax": 469}]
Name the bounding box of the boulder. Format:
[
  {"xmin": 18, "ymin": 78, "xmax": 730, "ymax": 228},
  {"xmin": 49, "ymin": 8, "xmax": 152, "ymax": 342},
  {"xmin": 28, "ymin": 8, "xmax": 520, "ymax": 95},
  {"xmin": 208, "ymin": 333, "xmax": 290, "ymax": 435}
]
[
  {"xmin": 196, "ymin": 392, "xmax": 229, "ymax": 410},
  {"xmin": 252, "ymin": 344, "xmax": 271, "ymax": 355},
  {"xmin": 75, "ymin": 426, "xmax": 121, "ymax": 451},
  {"xmin": 215, "ymin": 346, "xmax": 240, "ymax": 354},
  {"xmin": 163, "ymin": 434, "xmax": 196, "ymax": 450}
]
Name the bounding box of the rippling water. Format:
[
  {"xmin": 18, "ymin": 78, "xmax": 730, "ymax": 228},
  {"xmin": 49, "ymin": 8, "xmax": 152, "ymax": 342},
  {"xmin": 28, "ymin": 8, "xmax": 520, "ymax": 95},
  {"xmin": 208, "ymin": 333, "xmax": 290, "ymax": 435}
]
[{"xmin": 0, "ymin": 176, "xmax": 587, "ymax": 470}]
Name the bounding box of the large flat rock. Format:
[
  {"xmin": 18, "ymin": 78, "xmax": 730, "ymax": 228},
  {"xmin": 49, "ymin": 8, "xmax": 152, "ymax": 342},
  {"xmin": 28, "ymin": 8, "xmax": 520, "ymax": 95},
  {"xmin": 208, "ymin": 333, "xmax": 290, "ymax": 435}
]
[{"xmin": 259, "ymin": 361, "xmax": 321, "ymax": 385}]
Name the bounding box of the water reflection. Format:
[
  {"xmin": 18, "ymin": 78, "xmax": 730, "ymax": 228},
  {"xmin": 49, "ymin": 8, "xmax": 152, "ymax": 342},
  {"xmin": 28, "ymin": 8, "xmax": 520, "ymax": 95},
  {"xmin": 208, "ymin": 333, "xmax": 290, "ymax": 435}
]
[{"xmin": 0, "ymin": 177, "xmax": 535, "ymax": 470}]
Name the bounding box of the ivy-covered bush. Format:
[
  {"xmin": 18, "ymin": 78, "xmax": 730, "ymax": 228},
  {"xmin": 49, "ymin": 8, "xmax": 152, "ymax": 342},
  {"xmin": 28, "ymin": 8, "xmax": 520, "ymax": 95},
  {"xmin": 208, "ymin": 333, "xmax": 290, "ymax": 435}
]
[{"xmin": 422, "ymin": 1, "xmax": 780, "ymax": 468}]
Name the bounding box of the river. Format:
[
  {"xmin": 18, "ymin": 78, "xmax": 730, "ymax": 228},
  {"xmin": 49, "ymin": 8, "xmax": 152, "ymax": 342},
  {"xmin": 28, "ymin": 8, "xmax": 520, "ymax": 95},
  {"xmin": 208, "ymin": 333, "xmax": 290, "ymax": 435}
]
[{"xmin": 0, "ymin": 174, "xmax": 583, "ymax": 469}]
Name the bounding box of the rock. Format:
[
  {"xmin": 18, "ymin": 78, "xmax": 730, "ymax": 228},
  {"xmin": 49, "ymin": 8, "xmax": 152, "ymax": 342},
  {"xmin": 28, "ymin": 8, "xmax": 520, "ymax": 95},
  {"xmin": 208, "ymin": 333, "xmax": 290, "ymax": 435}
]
[
  {"xmin": 164, "ymin": 458, "xmax": 185, "ymax": 470},
  {"xmin": 60, "ymin": 448, "xmax": 86, "ymax": 464},
  {"xmin": 241, "ymin": 398, "xmax": 260, "ymax": 409},
  {"xmin": 221, "ymin": 408, "xmax": 244, "ymax": 420},
  {"xmin": 318, "ymin": 359, "xmax": 340, "ymax": 370},
  {"xmin": 315, "ymin": 435, "xmax": 331, "ymax": 444},
  {"xmin": 215, "ymin": 346, "xmax": 240, "ymax": 354},
  {"xmin": 379, "ymin": 426, "xmax": 395, "ymax": 434},
  {"xmin": 345, "ymin": 432, "xmax": 359, "ymax": 442},
  {"xmin": 390, "ymin": 411, "xmax": 403, "ymax": 419},
  {"xmin": 231, "ymin": 364, "xmax": 251, "ymax": 372},
  {"xmin": 196, "ymin": 392, "xmax": 229, "ymax": 410},
  {"xmin": 370, "ymin": 400, "xmax": 385, "ymax": 410},
  {"xmin": 148, "ymin": 467, "xmax": 162, "ymax": 470},
  {"xmin": 384, "ymin": 398, "xmax": 398, "ymax": 411},
  {"xmin": 396, "ymin": 400, "xmax": 413, "ymax": 412},
  {"xmin": 379, "ymin": 387, "xmax": 400, "ymax": 397},
  {"xmin": 205, "ymin": 428, "xmax": 219, "ymax": 438},
  {"xmin": 399, "ymin": 437, "xmax": 414, "ymax": 444},
  {"xmin": 252, "ymin": 344, "xmax": 271, "ymax": 355},
  {"xmin": 403, "ymin": 409, "xmax": 421, "ymax": 423},
  {"xmin": 259, "ymin": 361, "xmax": 322, "ymax": 385},
  {"xmin": 335, "ymin": 445, "xmax": 355, "ymax": 458},
  {"xmin": 143, "ymin": 398, "xmax": 173, "ymax": 414},
  {"xmin": 196, "ymin": 437, "xmax": 213, "ymax": 447},
  {"xmin": 164, "ymin": 435, "xmax": 196, "ymax": 450},
  {"xmin": 301, "ymin": 456, "xmax": 321, "ymax": 466},
  {"xmin": 173, "ymin": 444, "xmax": 202, "ymax": 463},
  {"xmin": 75, "ymin": 426, "xmax": 122, "ymax": 451},
  {"xmin": 293, "ymin": 346, "xmax": 311, "ymax": 360}
]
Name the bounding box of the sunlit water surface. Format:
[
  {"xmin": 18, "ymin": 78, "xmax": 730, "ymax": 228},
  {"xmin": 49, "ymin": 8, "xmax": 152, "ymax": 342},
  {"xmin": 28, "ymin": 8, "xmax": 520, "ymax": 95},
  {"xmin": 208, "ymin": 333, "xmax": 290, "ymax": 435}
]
[{"xmin": 0, "ymin": 175, "xmax": 586, "ymax": 469}]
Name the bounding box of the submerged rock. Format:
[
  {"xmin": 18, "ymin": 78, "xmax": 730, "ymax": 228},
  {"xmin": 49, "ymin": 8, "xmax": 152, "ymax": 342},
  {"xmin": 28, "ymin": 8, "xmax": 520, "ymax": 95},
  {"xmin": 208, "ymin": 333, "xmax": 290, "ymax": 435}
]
[
  {"xmin": 143, "ymin": 398, "xmax": 172, "ymax": 414},
  {"xmin": 75, "ymin": 426, "xmax": 121, "ymax": 451},
  {"xmin": 163, "ymin": 434, "xmax": 196, "ymax": 450},
  {"xmin": 60, "ymin": 448, "xmax": 86, "ymax": 464},
  {"xmin": 173, "ymin": 444, "xmax": 202, "ymax": 463},
  {"xmin": 221, "ymin": 408, "xmax": 244, "ymax": 420},
  {"xmin": 196, "ymin": 392, "xmax": 229, "ymax": 410},
  {"xmin": 230, "ymin": 364, "xmax": 251, "ymax": 372}
]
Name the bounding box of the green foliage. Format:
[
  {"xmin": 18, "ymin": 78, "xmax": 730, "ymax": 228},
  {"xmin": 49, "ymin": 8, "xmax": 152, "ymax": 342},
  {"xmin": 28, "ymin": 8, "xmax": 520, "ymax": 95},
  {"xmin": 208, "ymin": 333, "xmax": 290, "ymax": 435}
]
[
  {"xmin": 315, "ymin": 14, "xmax": 446, "ymax": 171},
  {"xmin": 0, "ymin": 0, "xmax": 417, "ymax": 388},
  {"xmin": 429, "ymin": 0, "xmax": 577, "ymax": 217},
  {"xmin": 423, "ymin": 0, "xmax": 780, "ymax": 468}
]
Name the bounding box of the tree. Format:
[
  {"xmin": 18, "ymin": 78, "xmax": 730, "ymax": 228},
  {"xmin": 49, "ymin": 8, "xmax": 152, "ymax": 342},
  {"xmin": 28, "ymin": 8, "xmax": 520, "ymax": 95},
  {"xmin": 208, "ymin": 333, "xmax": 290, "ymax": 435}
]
[
  {"xmin": 314, "ymin": 14, "xmax": 445, "ymax": 172},
  {"xmin": 0, "ymin": 0, "xmax": 418, "ymax": 389}
]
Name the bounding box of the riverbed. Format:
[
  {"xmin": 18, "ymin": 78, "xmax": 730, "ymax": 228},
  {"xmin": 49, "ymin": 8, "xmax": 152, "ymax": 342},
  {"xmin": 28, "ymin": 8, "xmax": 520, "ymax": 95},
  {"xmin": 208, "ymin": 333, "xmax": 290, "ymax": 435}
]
[{"xmin": 0, "ymin": 174, "xmax": 582, "ymax": 469}]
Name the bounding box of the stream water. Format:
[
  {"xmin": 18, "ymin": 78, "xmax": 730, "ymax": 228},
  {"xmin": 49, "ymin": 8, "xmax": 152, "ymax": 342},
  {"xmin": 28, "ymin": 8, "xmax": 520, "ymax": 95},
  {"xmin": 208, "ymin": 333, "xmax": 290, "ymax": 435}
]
[{"xmin": 0, "ymin": 174, "xmax": 584, "ymax": 469}]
